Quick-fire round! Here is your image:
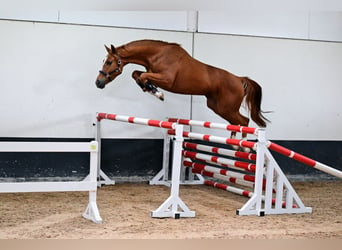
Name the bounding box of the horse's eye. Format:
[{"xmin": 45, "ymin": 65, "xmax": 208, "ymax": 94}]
[{"xmin": 105, "ymin": 61, "xmax": 112, "ymax": 66}]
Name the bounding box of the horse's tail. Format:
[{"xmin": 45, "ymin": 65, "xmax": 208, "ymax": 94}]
[{"xmin": 244, "ymin": 77, "xmax": 269, "ymax": 127}]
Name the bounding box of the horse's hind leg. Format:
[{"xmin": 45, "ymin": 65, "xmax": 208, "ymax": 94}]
[
  {"xmin": 132, "ymin": 70, "xmax": 164, "ymax": 101},
  {"xmin": 212, "ymin": 104, "xmax": 250, "ymax": 151},
  {"xmin": 207, "ymin": 91, "xmax": 251, "ymax": 151},
  {"xmin": 231, "ymin": 131, "xmax": 251, "ymax": 152},
  {"xmin": 227, "ymin": 114, "xmax": 251, "ymax": 152}
]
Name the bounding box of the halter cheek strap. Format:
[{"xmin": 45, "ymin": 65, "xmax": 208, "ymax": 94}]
[{"xmin": 99, "ymin": 59, "xmax": 122, "ymax": 77}]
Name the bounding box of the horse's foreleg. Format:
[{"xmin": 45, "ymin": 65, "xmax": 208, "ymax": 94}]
[
  {"xmin": 145, "ymin": 82, "xmax": 165, "ymax": 101},
  {"xmin": 132, "ymin": 70, "xmax": 147, "ymax": 90},
  {"xmin": 139, "ymin": 72, "xmax": 178, "ymax": 101},
  {"xmin": 131, "ymin": 71, "xmax": 164, "ymax": 101}
]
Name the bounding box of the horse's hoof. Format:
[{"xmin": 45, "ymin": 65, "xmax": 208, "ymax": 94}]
[
  {"xmin": 155, "ymin": 91, "xmax": 164, "ymax": 101},
  {"xmin": 242, "ymin": 147, "xmax": 251, "ymax": 153}
]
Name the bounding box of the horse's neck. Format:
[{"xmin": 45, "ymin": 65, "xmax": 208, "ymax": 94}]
[{"xmin": 118, "ymin": 45, "xmax": 152, "ymax": 68}]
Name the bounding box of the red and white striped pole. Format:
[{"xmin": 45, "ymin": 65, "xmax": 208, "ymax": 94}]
[
  {"xmin": 182, "ymin": 150, "xmax": 256, "ymax": 172},
  {"xmin": 204, "ymin": 180, "xmax": 294, "ymax": 208},
  {"xmin": 168, "ymin": 118, "xmax": 258, "ymax": 135},
  {"xmin": 183, "ymin": 160, "xmax": 259, "ymax": 187},
  {"xmin": 168, "ymin": 130, "xmax": 257, "ymax": 151},
  {"xmin": 268, "ymin": 142, "xmax": 342, "ymax": 179},
  {"xmin": 97, "ymin": 113, "xmax": 175, "ymax": 129},
  {"xmin": 183, "ymin": 142, "xmax": 257, "ymax": 161}
]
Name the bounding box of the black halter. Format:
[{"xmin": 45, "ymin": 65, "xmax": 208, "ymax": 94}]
[{"xmin": 99, "ymin": 59, "xmax": 121, "ymax": 78}]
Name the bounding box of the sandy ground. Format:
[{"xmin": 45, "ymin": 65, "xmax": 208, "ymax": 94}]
[{"xmin": 0, "ymin": 181, "xmax": 341, "ymax": 239}]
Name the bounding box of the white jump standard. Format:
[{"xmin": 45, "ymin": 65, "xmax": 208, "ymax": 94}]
[
  {"xmin": 177, "ymin": 127, "xmax": 313, "ymax": 216},
  {"xmin": 96, "ymin": 112, "xmax": 195, "ymax": 219},
  {"xmin": 150, "ymin": 124, "xmax": 195, "ymax": 218},
  {"xmin": 168, "ymin": 116, "xmax": 341, "ymax": 215},
  {"xmin": 0, "ymin": 141, "xmax": 102, "ymax": 224},
  {"xmin": 96, "ymin": 112, "xmax": 342, "ymax": 217}
]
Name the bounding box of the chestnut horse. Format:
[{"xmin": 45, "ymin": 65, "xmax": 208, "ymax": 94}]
[{"xmin": 95, "ymin": 40, "xmax": 268, "ymax": 142}]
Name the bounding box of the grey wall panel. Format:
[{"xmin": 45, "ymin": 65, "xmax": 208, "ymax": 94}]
[
  {"xmin": 59, "ymin": 11, "xmax": 189, "ymax": 31},
  {"xmin": 198, "ymin": 11, "xmax": 309, "ymax": 40},
  {"xmin": 309, "ymin": 12, "xmax": 342, "ymax": 42},
  {"xmin": 192, "ymin": 33, "xmax": 342, "ymax": 140},
  {"xmin": 0, "ymin": 20, "xmax": 192, "ymax": 139}
]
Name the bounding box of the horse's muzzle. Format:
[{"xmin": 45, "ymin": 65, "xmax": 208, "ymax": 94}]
[{"xmin": 96, "ymin": 79, "xmax": 106, "ymax": 89}]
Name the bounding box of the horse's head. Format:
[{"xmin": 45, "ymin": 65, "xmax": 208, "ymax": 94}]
[{"xmin": 95, "ymin": 44, "xmax": 122, "ymax": 89}]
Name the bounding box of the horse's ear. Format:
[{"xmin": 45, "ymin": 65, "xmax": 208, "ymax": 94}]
[
  {"xmin": 110, "ymin": 44, "xmax": 117, "ymax": 54},
  {"xmin": 105, "ymin": 45, "xmax": 111, "ymax": 54}
]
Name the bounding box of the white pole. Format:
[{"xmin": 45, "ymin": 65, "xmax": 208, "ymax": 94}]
[
  {"xmin": 169, "ymin": 124, "xmax": 183, "ymax": 203},
  {"xmin": 254, "ymin": 129, "xmax": 267, "ymax": 214},
  {"xmin": 95, "ymin": 115, "xmax": 101, "ymax": 184}
]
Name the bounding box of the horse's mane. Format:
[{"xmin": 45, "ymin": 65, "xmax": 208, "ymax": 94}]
[
  {"xmin": 116, "ymin": 40, "xmax": 182, "ymax": 59},
  {"xmin": 125, "ymin": 39, "xmax": 181, "ymax": 48}
]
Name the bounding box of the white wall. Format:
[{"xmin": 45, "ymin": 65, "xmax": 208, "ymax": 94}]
[
  {"xmin": 1, "ymin": 11, "xmax": 341, "ymax": 42},
  {"xmin": 0, "ymin": 15, "xmax": 341, "ymax": 140},
  {"xmin": 198, "ymin": 11, "xmax": 342, "ymax": 42},
  {"xmin": 192, "ymin": 33, "xmax": 342, "ymax": 140},
  {"xmin": 0, "ymin": 11, "xmax": 195, "ymax": 32},
  {"xmin": 0, "ymin": 20, "xmax": 192, "ymax": 138}
]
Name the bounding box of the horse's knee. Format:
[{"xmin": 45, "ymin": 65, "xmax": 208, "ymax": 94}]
[{"xmin": 132, "ymin": 71, "xmax": 142, "ymax": 82}]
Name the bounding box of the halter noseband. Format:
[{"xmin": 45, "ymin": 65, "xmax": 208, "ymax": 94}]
[{"xmin": 99, "ymin": 59, "xmax": 122, "ymax": 78}]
